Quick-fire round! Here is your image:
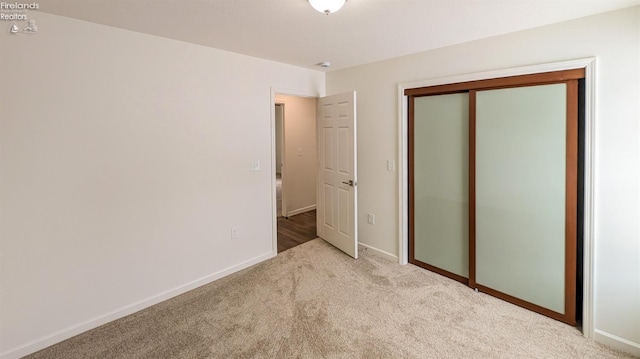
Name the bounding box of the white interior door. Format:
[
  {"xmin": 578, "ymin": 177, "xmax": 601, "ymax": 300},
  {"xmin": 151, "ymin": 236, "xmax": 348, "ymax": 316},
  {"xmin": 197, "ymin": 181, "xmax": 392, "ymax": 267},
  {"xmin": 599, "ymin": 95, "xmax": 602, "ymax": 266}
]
[{"xmin": 317, "ymin": 91, "xmax": 358, "ymax": 258}]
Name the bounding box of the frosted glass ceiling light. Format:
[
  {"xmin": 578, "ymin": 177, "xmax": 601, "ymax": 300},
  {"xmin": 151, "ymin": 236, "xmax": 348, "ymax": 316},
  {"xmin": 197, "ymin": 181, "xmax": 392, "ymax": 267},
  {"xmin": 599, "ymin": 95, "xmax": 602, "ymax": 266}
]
[{"xmin": 308, "ymin": 0, "xmax": 346, "ymax": 15}]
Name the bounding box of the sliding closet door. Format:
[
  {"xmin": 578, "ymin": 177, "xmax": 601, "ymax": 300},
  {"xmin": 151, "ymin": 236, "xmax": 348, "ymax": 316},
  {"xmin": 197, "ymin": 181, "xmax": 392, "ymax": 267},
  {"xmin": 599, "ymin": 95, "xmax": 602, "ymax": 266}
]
[
  {"xmin": 410, "ymin": 93, "xmax": 468, "ymax": 282},
  {"xmin": 472, "ymin": 83, "xmax": 576, "ymax": 324}
]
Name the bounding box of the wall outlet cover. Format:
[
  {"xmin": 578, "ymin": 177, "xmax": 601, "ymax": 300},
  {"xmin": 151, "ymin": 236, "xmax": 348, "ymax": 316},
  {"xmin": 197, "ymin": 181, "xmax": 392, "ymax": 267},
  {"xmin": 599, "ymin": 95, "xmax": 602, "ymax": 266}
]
[{"xmin": 367, "ymin": 213, "xmax": 375, "ymax": 224}]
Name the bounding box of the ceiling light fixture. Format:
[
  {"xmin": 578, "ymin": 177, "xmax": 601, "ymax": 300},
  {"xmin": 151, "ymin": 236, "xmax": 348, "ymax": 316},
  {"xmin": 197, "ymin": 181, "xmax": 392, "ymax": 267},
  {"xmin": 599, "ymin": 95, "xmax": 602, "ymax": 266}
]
[{"xmin": 308, "ymin": 0, "xmax": 346, "ymax": 15}]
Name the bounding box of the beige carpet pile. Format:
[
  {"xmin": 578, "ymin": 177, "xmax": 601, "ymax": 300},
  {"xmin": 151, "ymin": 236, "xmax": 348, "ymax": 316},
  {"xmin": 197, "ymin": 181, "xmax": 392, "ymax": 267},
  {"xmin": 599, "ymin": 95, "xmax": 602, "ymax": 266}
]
[{"xmin": 27, "ymin": 239, "xmax": 635, "ymax": 358}]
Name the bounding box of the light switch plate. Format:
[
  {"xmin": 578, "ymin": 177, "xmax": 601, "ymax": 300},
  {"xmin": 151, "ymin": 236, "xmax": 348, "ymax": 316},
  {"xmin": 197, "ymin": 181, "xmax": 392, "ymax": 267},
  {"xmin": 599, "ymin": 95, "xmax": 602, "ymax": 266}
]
[{"xmin": 250, "ymin": 160, "xmax": 261, "ymax": 172}]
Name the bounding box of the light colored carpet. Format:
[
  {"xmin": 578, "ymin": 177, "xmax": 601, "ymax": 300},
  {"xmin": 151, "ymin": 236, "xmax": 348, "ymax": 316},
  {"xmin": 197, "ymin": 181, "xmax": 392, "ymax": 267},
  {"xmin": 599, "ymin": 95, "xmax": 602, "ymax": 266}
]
[{"xmin": 27, "ymin": 239, "xmax": 635, "ymax": 358}]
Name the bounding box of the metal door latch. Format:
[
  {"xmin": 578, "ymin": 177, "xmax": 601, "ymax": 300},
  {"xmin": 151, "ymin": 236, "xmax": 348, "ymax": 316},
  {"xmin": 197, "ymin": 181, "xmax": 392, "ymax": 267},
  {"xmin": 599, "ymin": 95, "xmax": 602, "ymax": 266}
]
[{"xmin": 341, "ymin": 180, "xmax": 356, "ymax": 187}]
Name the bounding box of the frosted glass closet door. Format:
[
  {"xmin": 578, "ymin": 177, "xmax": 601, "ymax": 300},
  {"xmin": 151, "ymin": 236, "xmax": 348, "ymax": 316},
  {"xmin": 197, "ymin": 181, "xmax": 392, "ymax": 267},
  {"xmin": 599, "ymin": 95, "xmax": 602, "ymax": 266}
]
[
  {"xmin": 475, "ymin": 84, "xmax": 566, "ymax": 314},
  {"xmin": 412, "ymin": 93, "xmax": 468, "ymax": 279}
]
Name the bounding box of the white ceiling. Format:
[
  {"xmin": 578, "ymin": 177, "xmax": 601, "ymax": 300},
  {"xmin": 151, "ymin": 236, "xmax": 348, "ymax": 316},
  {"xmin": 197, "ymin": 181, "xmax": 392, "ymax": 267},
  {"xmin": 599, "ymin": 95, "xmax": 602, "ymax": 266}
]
[{"xmin": 36, "ymin": 0, "xmax": 640, "ymax": 71}]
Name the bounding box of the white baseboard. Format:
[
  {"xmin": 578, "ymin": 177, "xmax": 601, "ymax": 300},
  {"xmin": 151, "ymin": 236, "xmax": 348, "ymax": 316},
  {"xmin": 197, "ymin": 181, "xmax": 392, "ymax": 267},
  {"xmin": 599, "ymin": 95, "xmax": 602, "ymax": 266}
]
[
  {"xmin": 358, "ymin": 242, "xmax": 398, "ymax": 262},
  {"xmin": 594, "ymin": 329, "xmax": 640, "ymax": 357},
  {"xmin": 0, "ymin": 251, "xmax": 275, "ymax": 359},
  {"xmin": 284, "ymin": 204, "xmax": 316, "ymax": 217}
]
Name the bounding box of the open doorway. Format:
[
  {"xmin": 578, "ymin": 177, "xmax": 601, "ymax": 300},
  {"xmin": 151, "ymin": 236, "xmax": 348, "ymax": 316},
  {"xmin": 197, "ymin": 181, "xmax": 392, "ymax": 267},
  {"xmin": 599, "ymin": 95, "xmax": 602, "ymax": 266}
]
[
  {"xmin": 274, "ymin": 94, "xmax": 318, "ymax": 252},
  {"xmin": 275, "ymin": 104, "xmax": 284, "ymax": 218}
]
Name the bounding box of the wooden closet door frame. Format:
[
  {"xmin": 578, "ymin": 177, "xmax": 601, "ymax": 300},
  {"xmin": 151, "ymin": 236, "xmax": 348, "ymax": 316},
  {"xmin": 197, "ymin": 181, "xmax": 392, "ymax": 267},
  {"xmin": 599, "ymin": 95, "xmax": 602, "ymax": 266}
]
[{"xmin": 406, "ymin": 68, "xmax": 583, "ymax": 325}]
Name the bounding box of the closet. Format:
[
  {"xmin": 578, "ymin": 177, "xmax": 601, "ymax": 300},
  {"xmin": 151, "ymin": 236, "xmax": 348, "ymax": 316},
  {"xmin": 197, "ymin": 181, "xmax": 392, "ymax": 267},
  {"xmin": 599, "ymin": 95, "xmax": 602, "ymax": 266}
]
[{"xmin": 407, "ymin": 69, "xmax": 584, "ymax": 325}]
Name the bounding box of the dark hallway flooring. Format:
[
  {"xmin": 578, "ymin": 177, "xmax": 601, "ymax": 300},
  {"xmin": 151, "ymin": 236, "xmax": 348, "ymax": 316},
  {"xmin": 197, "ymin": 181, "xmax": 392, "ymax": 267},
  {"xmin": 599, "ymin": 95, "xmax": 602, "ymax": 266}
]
[{"xmin": 277, "ymin": 210, "xmax": 317, "ymax": 253}]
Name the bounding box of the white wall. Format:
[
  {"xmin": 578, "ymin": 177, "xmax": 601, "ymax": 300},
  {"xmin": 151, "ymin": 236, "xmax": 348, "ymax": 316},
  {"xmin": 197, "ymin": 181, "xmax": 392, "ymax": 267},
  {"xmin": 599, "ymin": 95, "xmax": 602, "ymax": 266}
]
[
  {"xmin": 326, "ymin": 6, "xmax": 640, "ymax": 355},
  {"xmin": 0, "ymin": 13, "xmax": 324, "ymax": 358},
  {"xmin": 275, "ymin": 94, "xmax": 317, "ymax": 216}
]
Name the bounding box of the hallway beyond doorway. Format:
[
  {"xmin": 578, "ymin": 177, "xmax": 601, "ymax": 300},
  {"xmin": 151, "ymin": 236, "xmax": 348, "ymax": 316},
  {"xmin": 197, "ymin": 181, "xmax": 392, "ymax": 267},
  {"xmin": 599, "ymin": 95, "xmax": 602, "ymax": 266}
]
[{"xmin": 277, "ymin": 210, "xmax": 316, "ymax": 253}]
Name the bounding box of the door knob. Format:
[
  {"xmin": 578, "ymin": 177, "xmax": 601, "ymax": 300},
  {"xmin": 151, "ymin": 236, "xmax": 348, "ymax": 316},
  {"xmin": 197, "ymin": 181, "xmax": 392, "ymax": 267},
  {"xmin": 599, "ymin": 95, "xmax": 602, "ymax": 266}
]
[{"xmin": 342, "ymin": 180, "xmax": 355, "ymax": 187}]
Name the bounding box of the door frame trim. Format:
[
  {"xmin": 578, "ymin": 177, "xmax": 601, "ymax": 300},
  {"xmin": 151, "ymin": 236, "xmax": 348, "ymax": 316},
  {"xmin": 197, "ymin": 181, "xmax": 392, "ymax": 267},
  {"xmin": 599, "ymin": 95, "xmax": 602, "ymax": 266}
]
[
  {"xmin": 397, "ymin": 57, "xmax": 596, "ymax": 337},
  {"xmin": 270, "ymin": 87, "xmax": 322, "ymax": 256}
]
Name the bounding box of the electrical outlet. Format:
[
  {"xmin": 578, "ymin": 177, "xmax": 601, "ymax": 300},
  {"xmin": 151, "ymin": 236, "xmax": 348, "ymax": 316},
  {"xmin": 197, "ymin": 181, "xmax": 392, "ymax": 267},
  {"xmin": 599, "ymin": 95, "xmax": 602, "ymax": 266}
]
[
  {"xmin": 231, "ymin": 227, "xmax": 239, "ymax": 239},
  {"xmin": 367, "ymin": 213, "xmax": 375, "ymax": 225}
]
